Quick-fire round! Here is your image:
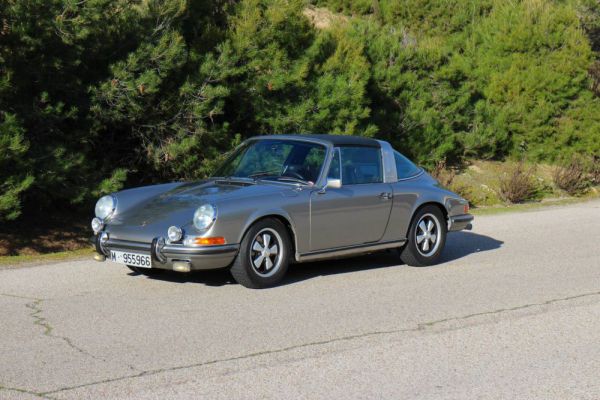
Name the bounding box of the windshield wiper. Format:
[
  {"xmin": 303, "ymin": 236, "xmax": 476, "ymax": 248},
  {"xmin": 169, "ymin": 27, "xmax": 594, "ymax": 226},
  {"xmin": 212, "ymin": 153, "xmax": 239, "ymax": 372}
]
[
  {"xmin": 214, "ymin": 176, "xmax": 256, "ymax": 184},
  {"xmin": 248, "ymin": 170, "xmax": 280, "ymax": 180},
  {"xmin": 274, "ymin": 176, "xmax": 311, "ymax": 185}
]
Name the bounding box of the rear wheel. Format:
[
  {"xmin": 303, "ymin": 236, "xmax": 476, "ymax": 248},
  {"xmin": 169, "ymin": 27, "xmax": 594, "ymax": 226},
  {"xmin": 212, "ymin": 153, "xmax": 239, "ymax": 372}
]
[
  {"xmin": 230, "ymin": 218, "xmax": 291, "ymax": 289},
  {"xmin": 126, "ymin": 265, "xmax": 165, "ymax": 276},
  {"xmin": 399, "ymin": 205, "xmax": 447, "ymax": 266}
]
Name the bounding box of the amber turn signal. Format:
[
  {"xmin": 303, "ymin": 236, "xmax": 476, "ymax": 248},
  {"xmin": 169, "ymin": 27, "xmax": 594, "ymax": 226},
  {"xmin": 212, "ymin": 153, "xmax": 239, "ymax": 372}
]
[{"xmin": 193, "ymin": 237, "xmax": 226, "ymax": 246}]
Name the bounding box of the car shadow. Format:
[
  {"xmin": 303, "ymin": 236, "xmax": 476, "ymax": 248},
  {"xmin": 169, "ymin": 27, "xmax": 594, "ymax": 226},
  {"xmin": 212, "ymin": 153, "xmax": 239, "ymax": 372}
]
[
  {"xmin": 128, "ymin": 268, "xmax": 237, "ymax": 287},
  {"xmin": 283, "ymin": 231, "xmax": 503, "ymax": 285},
  {"xmin": 135, "ymin": 231, "xmax": 503, "ymax": 287},
  {"xmin": 439, "ymin": 231, "xmax": 504, "ymax": 263}
]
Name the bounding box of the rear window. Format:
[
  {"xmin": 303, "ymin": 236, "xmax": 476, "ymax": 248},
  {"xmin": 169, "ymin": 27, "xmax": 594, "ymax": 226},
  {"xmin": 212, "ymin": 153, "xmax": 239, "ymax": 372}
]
[{"xmin": 394, "ymin": 151, "xmax": 421, "ymax": 179}]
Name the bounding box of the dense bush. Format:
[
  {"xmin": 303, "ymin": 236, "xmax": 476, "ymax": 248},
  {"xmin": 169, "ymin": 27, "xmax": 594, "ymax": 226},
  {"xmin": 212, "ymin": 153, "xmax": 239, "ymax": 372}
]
[
  {"xmin": 1, "ymin": 0, "xmax": 599, "ymax": 221},
  {"xmin": 499, "ymin": 163, "xmax": 538, "ymax": 203},
  {"xmin": 553, "ymin": 158, "xmax": 591, "ymax": 196}
]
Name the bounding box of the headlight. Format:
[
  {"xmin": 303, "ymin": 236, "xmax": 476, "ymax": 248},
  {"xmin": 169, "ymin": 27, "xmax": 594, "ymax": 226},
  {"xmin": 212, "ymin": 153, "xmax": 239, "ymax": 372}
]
[
  {"xmin": 167, "ymin": 226, "xmax": 183, "ymax": 242},
  {"xmin": 95, "ymin": 195, "xmax": 116, "ymax": 219},
  {"xmin": 91, "ymin": 217, "xmax": 104, "ymax": 234},
  {"xmin": 193, "ymin": 204, "xmax": 216, "ymax": 231}
]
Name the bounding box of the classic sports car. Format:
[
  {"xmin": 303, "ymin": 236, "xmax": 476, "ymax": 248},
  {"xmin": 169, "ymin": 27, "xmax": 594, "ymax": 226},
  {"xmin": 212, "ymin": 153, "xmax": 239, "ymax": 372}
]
[{"xmin": 92, "ymin": 134, "xmax": 473, "ymax": 288}]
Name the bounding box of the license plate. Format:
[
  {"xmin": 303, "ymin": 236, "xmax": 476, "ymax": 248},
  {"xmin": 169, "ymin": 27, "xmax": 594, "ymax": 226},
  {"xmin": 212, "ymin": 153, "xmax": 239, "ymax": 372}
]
[{"xmin": 110, "ymin": 250, "xmax": 152, "ymax": 268}]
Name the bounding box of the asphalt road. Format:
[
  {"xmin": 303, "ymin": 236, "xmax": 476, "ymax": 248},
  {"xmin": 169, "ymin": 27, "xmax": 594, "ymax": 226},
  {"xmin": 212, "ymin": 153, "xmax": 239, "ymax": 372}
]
[{"xmin": 1, "ymin": 200, "xmax": 599, "ymax": 399}]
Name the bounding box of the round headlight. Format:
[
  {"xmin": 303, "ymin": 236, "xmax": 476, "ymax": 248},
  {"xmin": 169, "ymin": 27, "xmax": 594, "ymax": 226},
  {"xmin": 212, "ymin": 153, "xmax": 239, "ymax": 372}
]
[
  {"xmin": 193, "ymin": 204, "xmax": 216, "ymax": 231},
  {"xmin": 167, "ymin": 226, "xmax": 183, "ymax": 242},
  {"xmin": 91, "ymin": 217, "xmax": 104, "ymax": 234},
  {"xmin": 95, "ymin": 195, "xmax": 116, "ymax": 219}
]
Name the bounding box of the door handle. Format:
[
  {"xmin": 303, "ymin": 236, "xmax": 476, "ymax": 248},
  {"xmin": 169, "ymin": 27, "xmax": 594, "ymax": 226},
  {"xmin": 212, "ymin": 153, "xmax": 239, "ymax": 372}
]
[{"xmin": 379, "ymin": 192, "xmax": 393, "ymax": 200}]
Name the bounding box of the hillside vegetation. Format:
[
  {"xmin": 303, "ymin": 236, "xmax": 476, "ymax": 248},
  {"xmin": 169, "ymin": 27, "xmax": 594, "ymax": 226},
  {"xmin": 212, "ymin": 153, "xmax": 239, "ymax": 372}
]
[{"xmin": 1, "ymin": 0, "xmax": 599, "ymax": 222}]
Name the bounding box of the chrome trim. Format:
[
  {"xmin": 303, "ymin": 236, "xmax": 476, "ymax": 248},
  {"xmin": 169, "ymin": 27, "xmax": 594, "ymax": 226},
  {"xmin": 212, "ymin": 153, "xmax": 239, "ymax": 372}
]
[
  {"xmin": 396, "ymin": 168, "xmax": 425, "ymax": 182},
  {"xmin": 318, "ymin": 147, "xmax": 341, "ymax": 193},
  {"xmin": 335, "ymin": 147, "xmax": 342, "ymax": 183},
  {"xmin": 103, "ymin": 238, "xmax": 239, "ymax": 256},
  {"xmin": 96, "ymin": 232, "xmax": 110, "ymax": 256},
  {"xmin": 105, "ymin": 238, "xmax": 151, "ymax": 252},
  {"xmin": 163, "ymin": 243, "xmax": 239, "ymax": 256},
  {"xmin": 153, "ymin": 237, "xmax": 167, "ymax": 263},
  {"xmin": 448, "ymin": 214, "xmax": 474, "ymax": 232},
  {"xmin": 296, "ymin": 239, "xmax": 406, "ymax": 262},
  {"xmin": 377, "ymin": 140, "xmax": 398, "ymax": 183}
]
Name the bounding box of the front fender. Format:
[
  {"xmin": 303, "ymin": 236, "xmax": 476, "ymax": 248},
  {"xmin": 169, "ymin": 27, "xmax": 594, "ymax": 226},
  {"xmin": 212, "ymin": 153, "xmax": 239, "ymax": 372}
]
[
  {"xmin": 205, "ymin": 187, "xmax": 309, "ymax": 252},
  {"xmin": 238, "ymin": 208, "xmax": 299, "ymax": 252}
]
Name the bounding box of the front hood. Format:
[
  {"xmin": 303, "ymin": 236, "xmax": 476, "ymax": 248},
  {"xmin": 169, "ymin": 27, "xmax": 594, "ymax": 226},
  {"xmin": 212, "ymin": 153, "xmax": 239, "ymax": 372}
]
[{"xmin": 107, "ymin": 179, "xmax": 285, "ymax": 241}]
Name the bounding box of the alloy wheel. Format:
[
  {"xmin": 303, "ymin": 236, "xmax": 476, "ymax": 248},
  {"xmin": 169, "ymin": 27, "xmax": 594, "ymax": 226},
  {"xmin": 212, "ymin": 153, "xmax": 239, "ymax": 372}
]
[
  {"xmin": 415, "ymin": 213, "xmax": 442, "ymax": 257},
  {"xmin": 249, "ymin": 228, "xmax": 283, "ymax": 277}
]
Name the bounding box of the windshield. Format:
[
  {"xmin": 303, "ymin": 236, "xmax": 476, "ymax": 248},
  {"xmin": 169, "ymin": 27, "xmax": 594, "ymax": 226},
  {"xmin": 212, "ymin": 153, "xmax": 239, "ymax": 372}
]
[{"xmin": 213, "ymin": 139, "xmax": 327, "ymax": 185}]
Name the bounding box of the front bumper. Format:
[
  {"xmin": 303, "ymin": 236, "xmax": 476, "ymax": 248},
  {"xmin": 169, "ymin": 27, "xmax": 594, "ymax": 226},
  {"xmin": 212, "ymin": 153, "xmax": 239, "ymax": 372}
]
[
  {"xmin": 94, "ymin": 235, "xmax": 239, "ymax": 271},
  {"xmin": 448, "ymin": 214, "xmax": 474, "ymax": 232}
]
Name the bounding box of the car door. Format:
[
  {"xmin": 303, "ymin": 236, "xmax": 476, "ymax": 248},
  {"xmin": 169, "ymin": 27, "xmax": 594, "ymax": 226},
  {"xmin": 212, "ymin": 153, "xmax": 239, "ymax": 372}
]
[{"xmin": 309, "ymin": 146, "xmax": 393, "ymax": 251}]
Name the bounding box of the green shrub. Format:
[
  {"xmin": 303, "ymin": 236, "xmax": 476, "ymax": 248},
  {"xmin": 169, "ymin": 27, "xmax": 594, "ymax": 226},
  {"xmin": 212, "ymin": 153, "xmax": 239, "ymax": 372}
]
[
  {"xmin": 499, "ymin": 163, "xmax": 538, "ymax": 204},
  {"xmin": 1, "ymin": 0, "xmax": 600, "ymax": 222},
  {"xmin": 592, "ymin": 157, "xmax": 600, "ymax": 185},
  {"xmin": 0, "ymin": 113, "xmax": 33, "ymax": 220},
  {"xmin": 553, "ymin": 158, "xmax": 591, "ymax": 196}
]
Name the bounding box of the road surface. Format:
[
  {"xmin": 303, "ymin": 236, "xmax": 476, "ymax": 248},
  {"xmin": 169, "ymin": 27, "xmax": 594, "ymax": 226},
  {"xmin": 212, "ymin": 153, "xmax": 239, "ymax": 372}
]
[{"xmin": 1, "ymin": 200, "xmax": 599, "ymax": 399}]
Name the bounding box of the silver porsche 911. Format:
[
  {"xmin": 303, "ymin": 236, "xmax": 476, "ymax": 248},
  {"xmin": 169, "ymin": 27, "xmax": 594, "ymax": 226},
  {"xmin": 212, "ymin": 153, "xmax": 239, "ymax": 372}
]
[{"xmin": 92, "ymin": 134, "xmax": 473, "ymax": 288}]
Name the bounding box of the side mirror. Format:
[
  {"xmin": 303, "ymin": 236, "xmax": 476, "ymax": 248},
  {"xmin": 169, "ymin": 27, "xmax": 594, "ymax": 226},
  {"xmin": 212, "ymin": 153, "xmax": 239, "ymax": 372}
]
[{"xmin": 326, "ymin": 178, "xmax": 342, "ymax": 189}]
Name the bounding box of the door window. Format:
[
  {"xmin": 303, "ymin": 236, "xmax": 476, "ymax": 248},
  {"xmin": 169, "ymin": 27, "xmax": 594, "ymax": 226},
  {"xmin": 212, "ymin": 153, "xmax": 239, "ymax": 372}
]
[{"xmin": 340, "ymin": 147, "xmax": 383, "ymax": 185}]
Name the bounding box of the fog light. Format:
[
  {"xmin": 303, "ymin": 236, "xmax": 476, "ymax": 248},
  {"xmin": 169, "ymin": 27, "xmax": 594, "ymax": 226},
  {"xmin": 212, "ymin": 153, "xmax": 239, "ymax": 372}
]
[
  {"xmin": 172, "ymin": 260, "xmax": 191, "ymax": 273},
  {"xmin": 167, "ymin": 226, "xmax": 183, "ymax": 242},
  {"xmin": 91, "ymin": 217, "xmax": 103, "ymax": 234}
]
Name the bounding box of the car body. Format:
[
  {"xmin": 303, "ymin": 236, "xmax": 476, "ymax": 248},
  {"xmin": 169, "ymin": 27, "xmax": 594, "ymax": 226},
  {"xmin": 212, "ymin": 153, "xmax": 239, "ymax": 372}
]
[{"xmin": 92, "ymin": 134, "xmax": 473, "ymax": 288}]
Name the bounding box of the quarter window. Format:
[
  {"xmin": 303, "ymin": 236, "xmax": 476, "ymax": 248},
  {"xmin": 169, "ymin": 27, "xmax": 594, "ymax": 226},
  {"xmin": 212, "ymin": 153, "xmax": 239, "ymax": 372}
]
[
  {"xmin": 339, "ymin": 146, "xmax": 383, "ymax": 185},
  {"xmin": 327, "ymin": 148, "xmax": 341, "ymax": 180},
  {"xmin": 394, "ymin": 151, "xmax": 421, "ymax": 179}
]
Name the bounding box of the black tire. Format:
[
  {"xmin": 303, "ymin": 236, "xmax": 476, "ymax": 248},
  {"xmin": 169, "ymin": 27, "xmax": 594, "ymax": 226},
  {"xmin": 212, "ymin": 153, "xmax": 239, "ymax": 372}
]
[
  {"xmin": 230, "ymin": 218, "xmax": 291, "ymax": 289},
  {"xmin": 126, "ymin": 265, "xmax": 165, "ymax": 276},
  {"xmin": 399, "ymin": 205, "xmax": 447, "ymax": 267}
]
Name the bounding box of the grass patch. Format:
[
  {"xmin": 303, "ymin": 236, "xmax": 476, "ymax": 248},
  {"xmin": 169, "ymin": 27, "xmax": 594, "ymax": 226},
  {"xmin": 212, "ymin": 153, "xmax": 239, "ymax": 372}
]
[
  {"xmin": 0, "ymin": 248, "xmax": 94, "ymax": 267},
  {"xmin": 471, "ymin": 194, "xmax": 600, "ymax": 216}
]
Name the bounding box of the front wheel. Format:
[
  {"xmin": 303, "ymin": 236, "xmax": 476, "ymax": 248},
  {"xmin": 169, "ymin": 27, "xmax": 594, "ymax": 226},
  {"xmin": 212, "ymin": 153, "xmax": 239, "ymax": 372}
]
[
  {"xmin": 399, "ymin": 205, "xmax": 447, "ymax": 267},
  {"xmin": 230, "ymin": 218, "xmax": 291, "ymax": 289}
]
